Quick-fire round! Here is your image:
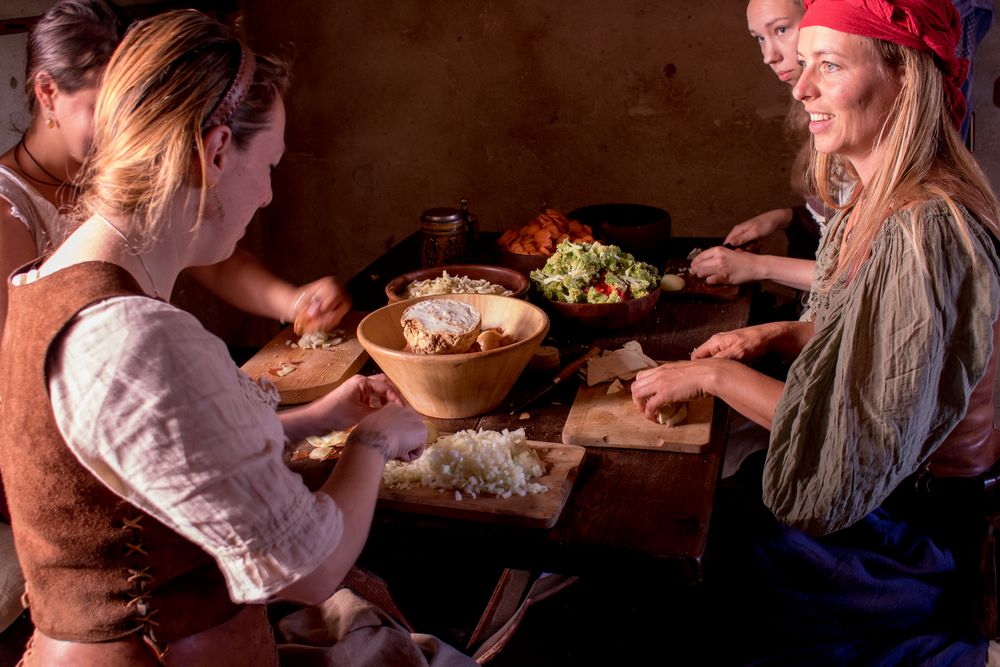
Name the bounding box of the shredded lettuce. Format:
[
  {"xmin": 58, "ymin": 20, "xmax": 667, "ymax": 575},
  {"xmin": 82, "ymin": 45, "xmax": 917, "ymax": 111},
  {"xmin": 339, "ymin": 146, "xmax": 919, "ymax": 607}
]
[{"xmin": 529, "ymin": 240, "xmax": 659, "ymax": 304}]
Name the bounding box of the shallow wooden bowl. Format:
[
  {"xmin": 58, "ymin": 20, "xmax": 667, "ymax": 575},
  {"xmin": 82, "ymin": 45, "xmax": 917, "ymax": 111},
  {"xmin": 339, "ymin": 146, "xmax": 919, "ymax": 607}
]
[
  {"xmin": 357, "ymin": 294, "xmax": 550, "ymax": 418},
  {"xmin": 384, "ymin": 264, "xmax": 529, "ymax": 304},
  {"xmin": 544, "ymin": 289, "xmax": 660, "ymax": 329}
]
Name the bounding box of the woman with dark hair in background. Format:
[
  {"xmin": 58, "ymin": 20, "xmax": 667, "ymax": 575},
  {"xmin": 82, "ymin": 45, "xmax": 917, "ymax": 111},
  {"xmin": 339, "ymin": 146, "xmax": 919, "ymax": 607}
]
[{"xmin": 0, "ymin": 0, "xmax": 351, "ymax": 334}]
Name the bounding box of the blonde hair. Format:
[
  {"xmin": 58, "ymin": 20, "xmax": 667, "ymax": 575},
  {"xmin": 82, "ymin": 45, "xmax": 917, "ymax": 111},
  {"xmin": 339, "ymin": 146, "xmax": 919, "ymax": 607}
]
[
  {"xmin": 812, "ymin": 40, "xmax": 1000, "ymax": 285},
  {"xmin": 75, "ymin": 10, "xmax": 289, "ymax": 246}
]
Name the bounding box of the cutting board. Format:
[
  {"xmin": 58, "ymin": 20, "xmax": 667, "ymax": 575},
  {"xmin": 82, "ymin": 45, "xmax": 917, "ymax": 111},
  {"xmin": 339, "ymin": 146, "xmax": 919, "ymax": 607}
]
[
  {"xmin": 562, "ymin": 381, "xmax": 713, "ymax": 452},
  {"xmin": 240, "ymin": 311, "xmax": 370, "ymax": 405},
  {"xmin": 661, "ymin": 258, "xmax": 740, "ymax": 300},
  {"xmin": 378, "ymin": 442, "xmax": 586, "ymax": 528}
]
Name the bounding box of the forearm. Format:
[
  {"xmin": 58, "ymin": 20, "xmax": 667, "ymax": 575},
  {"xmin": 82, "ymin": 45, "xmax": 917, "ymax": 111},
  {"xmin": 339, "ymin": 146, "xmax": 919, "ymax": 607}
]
[
  {"xmin": 708, "ymin": 360, "xmax": 786, "ymax": 430},
  {"xmin": 276, "ymin": 434, "xmax": 386, "ymax": 603},
  {"xmin": 188, "ymin": 249, "xmax": 297, "ymax": 321},
  {"xmin": 761, "ymin": 207, "xmax": 794, "ymax": 233},
  {"xmin": 753, "ymin": 257, "xmax": 816, "ymax": 291},
  {"xmin": 773, "ymin": 320, "xmax": 814, "ymax": 358}
]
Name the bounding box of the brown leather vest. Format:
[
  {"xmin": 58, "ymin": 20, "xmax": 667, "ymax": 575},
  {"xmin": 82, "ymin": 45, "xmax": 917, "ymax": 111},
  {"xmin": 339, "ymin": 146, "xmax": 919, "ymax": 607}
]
[
  {"xmin": 0, "ymin": 262, "xmax": 252, "ymax": 653},
  {"xmin": 928, "ymin": 312, "xmax": 1000, "ymax": 478}
]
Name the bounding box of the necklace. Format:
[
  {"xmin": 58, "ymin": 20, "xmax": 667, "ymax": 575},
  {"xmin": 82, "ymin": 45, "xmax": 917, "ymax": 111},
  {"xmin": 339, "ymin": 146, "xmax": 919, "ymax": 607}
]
[
  {"xmin": 15, "ymin": 138, "xmax": 71, "ymax": 188},
  {"xmin": 94, "ymin": 214, "xmax": 163, "ymax": 300}
]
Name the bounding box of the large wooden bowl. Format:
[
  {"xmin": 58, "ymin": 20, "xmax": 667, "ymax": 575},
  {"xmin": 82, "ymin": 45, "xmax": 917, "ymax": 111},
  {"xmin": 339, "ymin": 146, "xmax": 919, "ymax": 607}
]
[
  {"xmin": 385, "ymin": 264, "xmax": 529, "ymax": 304},
  {"xmin": 544, "ymin": 289, "xmax": 660, "ymax": 329},
  {"xmin": 357, "ymin": 294, "xmax": 549, "ymax": 418}
]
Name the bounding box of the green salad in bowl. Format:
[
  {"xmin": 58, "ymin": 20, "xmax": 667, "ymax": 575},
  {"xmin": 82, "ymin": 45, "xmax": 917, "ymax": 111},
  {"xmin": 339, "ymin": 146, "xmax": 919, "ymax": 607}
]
[{"xmin": 530, "ymin": 240, "xmax": 660, "ymax": 304}]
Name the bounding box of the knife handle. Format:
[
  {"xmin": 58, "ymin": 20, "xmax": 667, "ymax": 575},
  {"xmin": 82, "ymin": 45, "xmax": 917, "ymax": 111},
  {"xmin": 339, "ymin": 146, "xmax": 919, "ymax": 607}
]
[{"xmin": 553, "ymin": 345, "xmax": 601, "ymax": 384}]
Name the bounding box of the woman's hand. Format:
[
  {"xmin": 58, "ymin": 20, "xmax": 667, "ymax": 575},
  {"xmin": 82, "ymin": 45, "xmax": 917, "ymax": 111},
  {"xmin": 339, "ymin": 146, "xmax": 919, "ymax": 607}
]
[
  {"xmin": 690, "ymin": 247, "xmax": 761, "ymax": 285},
  {"xmin": 312, "ymin": 373, "xmax": 406, "ymax": 429},
  {"xmin": 692, "ymin": 321, "xmax": 814, "ymax": 362},
  {"xmin": 349, "ymin": 403, "xmax": 427, "ymax": 462},
  {"xmin": 281, "ymin": 373, "xmax": 410, "ymax": 444},
  {"xmin": 691, "ymin": 325, "xmax": 777, "ymax": 361},
  {"xmin": 291, "ymin": 276, "xmax": 352, "ymax": 334},
  {"xmin": 724, "ymin": 208, "xmax": 793, "ymax": 247},
  {"xmin": 631, "ymin": 359, "xmax": 722, "ymax": 422}
]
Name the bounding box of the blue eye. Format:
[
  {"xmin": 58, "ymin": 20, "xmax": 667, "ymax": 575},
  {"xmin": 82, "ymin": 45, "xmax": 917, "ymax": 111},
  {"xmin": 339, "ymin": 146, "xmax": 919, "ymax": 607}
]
[{"xmin": 821, "ymin": 61, "xmax": 840, "ymax": 73}]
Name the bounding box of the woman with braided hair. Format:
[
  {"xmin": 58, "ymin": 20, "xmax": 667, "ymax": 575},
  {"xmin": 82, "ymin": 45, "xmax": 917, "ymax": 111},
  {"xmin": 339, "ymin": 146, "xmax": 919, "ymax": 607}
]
[
  {"xmin": 0, "ymin": 9, "xmax": 475, "ymax": 666},
  {"xmin": 633, "ymin": 0, "xmax": 1000, "ymax": 662}
]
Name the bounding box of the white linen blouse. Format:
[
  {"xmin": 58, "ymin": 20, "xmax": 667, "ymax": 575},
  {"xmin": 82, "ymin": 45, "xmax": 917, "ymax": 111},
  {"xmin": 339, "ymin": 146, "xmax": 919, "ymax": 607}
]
[{"xmin": 46, "ymin": 295, "xmax": 344, "ymax": 603}]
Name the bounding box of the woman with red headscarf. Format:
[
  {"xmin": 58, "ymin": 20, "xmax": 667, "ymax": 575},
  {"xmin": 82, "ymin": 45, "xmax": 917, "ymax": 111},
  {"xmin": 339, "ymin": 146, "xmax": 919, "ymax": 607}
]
[{"xmin": 633, "ymin": 0, "xmax": 1000, "ymax": 662}]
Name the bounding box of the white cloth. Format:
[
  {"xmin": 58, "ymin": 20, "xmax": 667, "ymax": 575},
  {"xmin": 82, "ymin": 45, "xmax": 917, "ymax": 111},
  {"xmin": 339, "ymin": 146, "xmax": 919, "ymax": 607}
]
[
  {"xmin": 0, "ymin": 165, "xmax": 61, "ymax": 255},
  {"xmin": 46, "ymin": 295, "xmax": 345, "ymax": 604}
]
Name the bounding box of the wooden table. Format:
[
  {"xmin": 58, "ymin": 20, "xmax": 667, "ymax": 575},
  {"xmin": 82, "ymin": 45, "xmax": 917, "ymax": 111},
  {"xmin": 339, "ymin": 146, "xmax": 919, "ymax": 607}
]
[{"xmin": 344, "ymin": 233, "xmax": 752, "ymax": 583}]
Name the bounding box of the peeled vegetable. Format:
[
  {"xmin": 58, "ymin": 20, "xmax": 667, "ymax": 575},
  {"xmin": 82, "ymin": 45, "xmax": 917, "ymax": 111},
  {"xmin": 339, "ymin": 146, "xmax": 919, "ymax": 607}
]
[
  {"xmin": 660, "ymin": 274, "xmax": 685, "ymax": 292},
  {"xmin": 656, "ymin": 402, "xmax": 688, "ymax": 427}
]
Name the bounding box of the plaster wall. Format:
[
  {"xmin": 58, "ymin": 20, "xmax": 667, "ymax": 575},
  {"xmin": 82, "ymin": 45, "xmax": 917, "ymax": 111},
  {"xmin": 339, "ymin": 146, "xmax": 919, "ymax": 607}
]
[
  {"xmin": 239, "ymin": 1, "xmax": 802, "ymax": 296},
  {"xmin": 0, "ymin": 2, "xmax": 997, "ymax": 348}
]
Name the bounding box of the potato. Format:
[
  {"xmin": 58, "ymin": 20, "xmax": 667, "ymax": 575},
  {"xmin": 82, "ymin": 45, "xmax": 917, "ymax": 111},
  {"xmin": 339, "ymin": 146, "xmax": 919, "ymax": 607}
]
[{"xmin": 660, "ymin": 274, "xmax": 685, "ymax": 292}]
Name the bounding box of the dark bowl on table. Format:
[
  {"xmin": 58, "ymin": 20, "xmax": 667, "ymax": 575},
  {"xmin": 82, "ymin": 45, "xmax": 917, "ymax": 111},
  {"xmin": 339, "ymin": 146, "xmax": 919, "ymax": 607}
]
[
  {"xmin": 543, "ymin": 289, "xmax": 661, "ymax": 330},
  {"xmin": 493, "ymin": 247, "xmax": 549, "ymax": 277},
  {"xmin": 568, "ymin": 203, "xmax": 670, "ymax": 260},
  {"xmin": 384, "ymin": 264, "xmax": 529, "ymax": 304}
]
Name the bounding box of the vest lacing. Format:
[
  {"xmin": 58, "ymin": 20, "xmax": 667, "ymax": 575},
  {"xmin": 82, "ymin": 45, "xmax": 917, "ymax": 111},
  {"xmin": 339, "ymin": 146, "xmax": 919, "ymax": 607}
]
[{"xmin": 122, "ymin": 514, "xmax": 168, "ymax": 662}]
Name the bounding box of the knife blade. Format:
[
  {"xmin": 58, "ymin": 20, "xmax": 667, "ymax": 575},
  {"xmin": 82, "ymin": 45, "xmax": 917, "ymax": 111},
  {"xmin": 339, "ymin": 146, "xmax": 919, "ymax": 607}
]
[{"xmin": 508, "ymin": 345, "xmax": 601, "ymax": 415}]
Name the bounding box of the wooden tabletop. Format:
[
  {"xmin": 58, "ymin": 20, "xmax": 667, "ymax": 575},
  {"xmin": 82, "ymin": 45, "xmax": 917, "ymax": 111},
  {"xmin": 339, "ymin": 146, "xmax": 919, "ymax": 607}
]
[{"xmin": 344, "ymin": 233, "xmax": 751, "ymax": 583}]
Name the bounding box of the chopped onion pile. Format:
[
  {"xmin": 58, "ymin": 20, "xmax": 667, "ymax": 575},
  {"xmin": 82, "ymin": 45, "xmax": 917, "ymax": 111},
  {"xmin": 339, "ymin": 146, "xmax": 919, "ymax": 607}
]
[
  {"xmin": 383, "ymin": 428, "xmax": 548, "ymax": 500},
  {"xmin": 404, "ymin": 271, "xmax": 513, "ymax": 298}
]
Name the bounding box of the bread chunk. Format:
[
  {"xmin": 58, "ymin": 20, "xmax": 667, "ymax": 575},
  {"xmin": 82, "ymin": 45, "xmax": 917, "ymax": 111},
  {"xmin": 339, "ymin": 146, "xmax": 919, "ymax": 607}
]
[{"xmin": 402, "ymin": 299, "xmax": 482, "ymax": 354}]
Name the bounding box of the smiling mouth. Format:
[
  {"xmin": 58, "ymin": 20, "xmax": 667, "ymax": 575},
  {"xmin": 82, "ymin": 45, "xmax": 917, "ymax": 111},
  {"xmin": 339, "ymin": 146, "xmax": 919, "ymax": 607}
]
[
  {"xmin": 777, "ymin": 70, "xmax": 796, "ymax": 82},
  {"xmin": 807, "ymin": 112, "xmax": 834, "ymax": 133}
]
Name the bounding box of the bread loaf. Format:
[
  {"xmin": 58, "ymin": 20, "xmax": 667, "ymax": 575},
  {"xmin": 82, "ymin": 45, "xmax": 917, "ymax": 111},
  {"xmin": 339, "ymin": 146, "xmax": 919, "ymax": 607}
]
[{"xmin": 402, "ymin": 299, "xmax": 482, "ymax": 354}]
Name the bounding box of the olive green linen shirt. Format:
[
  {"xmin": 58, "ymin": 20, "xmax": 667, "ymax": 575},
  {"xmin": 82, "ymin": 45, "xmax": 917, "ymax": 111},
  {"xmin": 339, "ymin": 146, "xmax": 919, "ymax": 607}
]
[{"xmin": 765, "ymin": 201, "xmax": 1000, "ymax": 534}]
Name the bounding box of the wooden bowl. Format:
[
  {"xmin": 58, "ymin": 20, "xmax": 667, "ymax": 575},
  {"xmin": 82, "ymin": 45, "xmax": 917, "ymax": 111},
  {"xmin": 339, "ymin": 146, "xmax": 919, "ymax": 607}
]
[
  {"xmin": 568, "ymin": 203, "xmax": 670, "ymax": 262},
  {"xmin": 385, "ymin": 264, "xmax": 529, "ymax": 304},
  {"xmin": 493, "ymin": 247, "xmax": 548, "ymax": 277},
  {"xmin": 357, "ymin": 294, "xmax": 549, "ymax": 418},
  {"xmin": 544, "ymin": 289, "xmax": 660, "ymax": 329}
]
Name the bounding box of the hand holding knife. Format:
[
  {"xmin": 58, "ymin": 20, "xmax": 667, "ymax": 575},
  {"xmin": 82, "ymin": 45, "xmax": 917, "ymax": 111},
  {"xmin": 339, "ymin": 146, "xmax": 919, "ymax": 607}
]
[{"xmin": 509, "ymin": 346, "xmax": 601, "ymax": 415}]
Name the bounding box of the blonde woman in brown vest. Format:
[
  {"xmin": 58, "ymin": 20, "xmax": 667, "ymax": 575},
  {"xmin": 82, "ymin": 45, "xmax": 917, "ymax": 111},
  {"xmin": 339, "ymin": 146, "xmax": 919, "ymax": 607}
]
[{"xmin": 0, "ymin": 10, "xmax": 475, "ymax": 666}]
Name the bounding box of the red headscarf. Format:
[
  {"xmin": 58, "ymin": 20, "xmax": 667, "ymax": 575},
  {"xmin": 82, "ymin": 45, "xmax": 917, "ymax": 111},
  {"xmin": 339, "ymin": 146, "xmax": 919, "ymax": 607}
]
[{"xmin": 800, "ymin": 0, "xmax": 968, "ymax": 128}]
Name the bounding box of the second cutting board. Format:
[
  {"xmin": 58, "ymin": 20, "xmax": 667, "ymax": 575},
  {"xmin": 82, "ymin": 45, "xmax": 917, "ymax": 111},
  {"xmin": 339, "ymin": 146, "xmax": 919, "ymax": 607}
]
[
  {"xmin": 240, "ymin": 311, "xmax": 369, "ymax": 405},
  {"xmin": 562, "ymin": 380, "xmax": 713, "ymax": 452}
]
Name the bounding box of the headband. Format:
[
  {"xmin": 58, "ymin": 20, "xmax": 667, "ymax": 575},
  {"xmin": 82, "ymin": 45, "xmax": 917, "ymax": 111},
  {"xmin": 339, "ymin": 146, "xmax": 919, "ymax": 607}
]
[
  {"xmin": 203, "ymin": 41, "xmax": 256, "ymax": 128},
  {"xmin": 800, "ymin": 0, "xmax": 968, "ymax": 129}
]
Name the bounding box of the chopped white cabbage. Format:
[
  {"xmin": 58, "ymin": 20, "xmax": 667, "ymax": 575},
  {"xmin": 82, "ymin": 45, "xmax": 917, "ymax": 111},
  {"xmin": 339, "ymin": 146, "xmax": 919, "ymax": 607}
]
[
  {"xmin": 404, "ymin": 271, "xmax": 513, "ymax": 298},
  {"xmin": 383, "ymin": 428, "xmax": 548, "ymax": 500}
]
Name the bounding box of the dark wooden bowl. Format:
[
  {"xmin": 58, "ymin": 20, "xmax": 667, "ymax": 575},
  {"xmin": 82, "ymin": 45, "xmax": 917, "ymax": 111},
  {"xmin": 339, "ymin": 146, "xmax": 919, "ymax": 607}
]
[
  {"xmin": 568, "ymin": 203, "xmax": 670, "ymax": 262},
  {"xmin": 385, "ymin": 264, "xmax": 529, "ymax": 304},
  {"xmin": 493, "ymin": 248, "xmax": 549, "ymax": 277},
  {"xmin": 544, "ymin": 289, "xmax": 660, "ymax": 329}
]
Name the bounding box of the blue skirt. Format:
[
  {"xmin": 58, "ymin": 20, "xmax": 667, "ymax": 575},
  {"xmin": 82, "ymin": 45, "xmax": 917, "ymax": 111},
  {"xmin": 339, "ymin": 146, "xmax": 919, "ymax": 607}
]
[{"xmin": 707, "ymin": 454, "xmax": 988, "ymax": 666}]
